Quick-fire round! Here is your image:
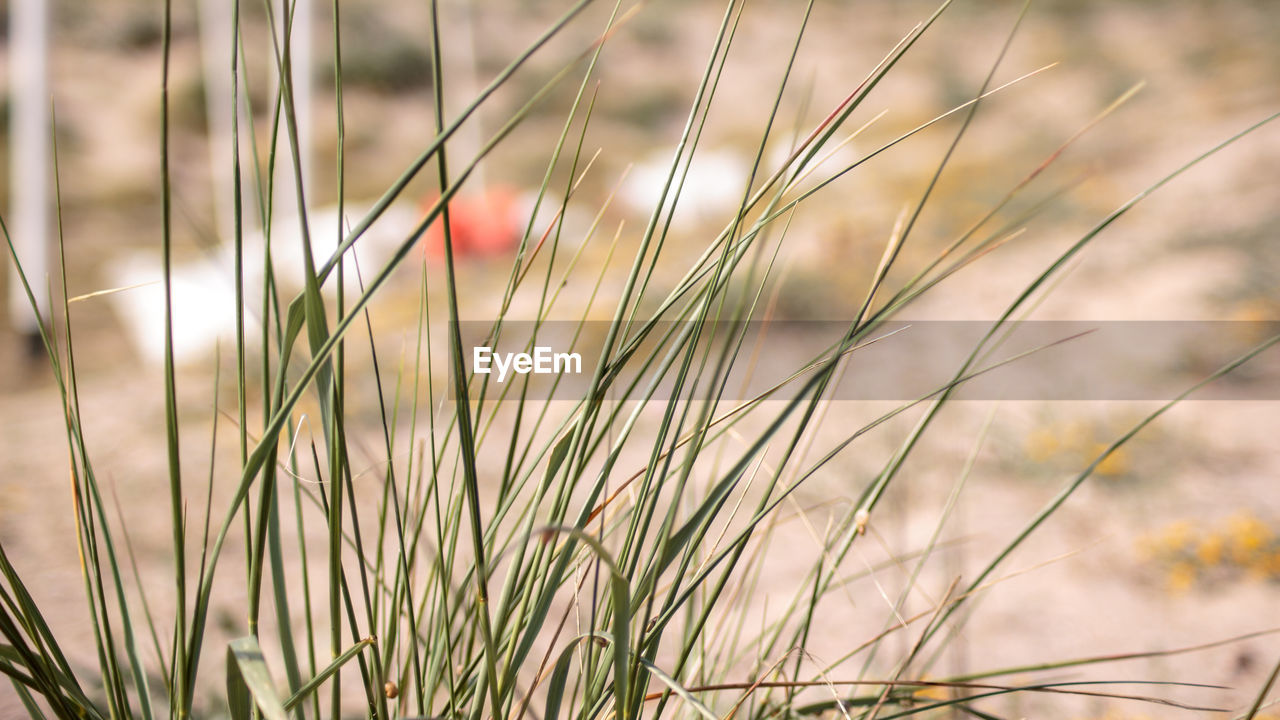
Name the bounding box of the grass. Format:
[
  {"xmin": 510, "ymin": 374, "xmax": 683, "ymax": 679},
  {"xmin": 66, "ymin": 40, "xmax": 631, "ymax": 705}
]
[{"xmin": 3, "ymin": 0, "xmax": 1280, "ymax": 719}]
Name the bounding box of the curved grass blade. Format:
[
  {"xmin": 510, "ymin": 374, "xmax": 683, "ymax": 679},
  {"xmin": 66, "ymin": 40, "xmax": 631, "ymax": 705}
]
[
  {"xmin": 282, "ymin": 637, "xmax": 375, "ymax": 711},
  {"xmin": 226, "ymin": 636, "xmax": 288, "ymax": 720},
  {"xmin": 637, "ymin": 657, "xmax": 717, "ymax": 720}
]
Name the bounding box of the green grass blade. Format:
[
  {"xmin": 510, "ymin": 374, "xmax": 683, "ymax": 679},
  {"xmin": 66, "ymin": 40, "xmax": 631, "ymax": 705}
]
[
  {"xmin": 282, "ymin": 637, "xmax": 374, "ymax": 711},
  {"xmin": 226, "ymin": 636, "xmax": 288, "ymax": 720}
]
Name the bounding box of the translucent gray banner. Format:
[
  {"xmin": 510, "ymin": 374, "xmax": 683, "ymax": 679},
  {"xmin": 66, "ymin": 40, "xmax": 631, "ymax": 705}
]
[{"xmin": 449, "ymin": 321, "xmax": 1280, "ymax": 401}]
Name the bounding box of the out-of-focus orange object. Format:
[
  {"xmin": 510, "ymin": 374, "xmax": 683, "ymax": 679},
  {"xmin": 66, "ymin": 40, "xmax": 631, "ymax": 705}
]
[{"xmin": 420, "ymin": 187, "xmax": 523, "ymax": 259}]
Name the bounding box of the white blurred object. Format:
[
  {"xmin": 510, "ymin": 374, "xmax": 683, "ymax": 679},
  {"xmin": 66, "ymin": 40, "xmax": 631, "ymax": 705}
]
[
  {"xmin": 256, "ymin": 203, "xmax": 422, "ymax": 292},
  {"xmin": 107, "ymin": 251, "xmax": 246, "ymax": 366},
  {"xmin": 765, "ymin": 136, "xmax": 861, "ymax": 192},
  {"xmin": 618, "ymin": 142, "xmax": 862, "ymax": 231},
  {"xmin": 621, "ymin": 148, "xmax": 751, "ymax": 225},
  {"xmin": 105, "ymin": 203, "xmax": 422, "ymax": 366}
]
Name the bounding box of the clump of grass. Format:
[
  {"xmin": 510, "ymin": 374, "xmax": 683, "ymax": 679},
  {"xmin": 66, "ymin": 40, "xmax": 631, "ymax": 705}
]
[{"xmin": 4, "ymin": 1, "xmax": 1280, "ymax": 719}]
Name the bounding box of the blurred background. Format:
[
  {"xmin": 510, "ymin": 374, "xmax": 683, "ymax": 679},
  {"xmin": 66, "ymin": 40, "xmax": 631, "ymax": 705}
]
[{"xmin": 1, "ymin": 0, "xmax": 1279, "ymax": 717}]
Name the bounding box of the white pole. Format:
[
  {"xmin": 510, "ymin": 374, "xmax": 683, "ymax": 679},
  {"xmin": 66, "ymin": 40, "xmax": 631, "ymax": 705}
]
[{"xmin": 8, "ymin": 0, "xmax": 50, "ymax": 346}]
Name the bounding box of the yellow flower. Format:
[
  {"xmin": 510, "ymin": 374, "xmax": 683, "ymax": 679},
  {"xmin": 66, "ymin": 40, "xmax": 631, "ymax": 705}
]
[
  {"xmin": 911, "ymin": 684, "xmax": 949, "ymax": 703},
  {"xmin": 1135, "ymin": 535, "xmax": 1158, "ymax": 560},
  {"xmin": 1025, "ymin": 427, "xmax": 1060, "ymax": 462},
  {"xmin": 1196, "ymin": 533, "xmax": 1225, "ymax": 567},
  {"xmin": 1228, "ymin": 299, "xmax": 1278, "ymax": 345},
  {"xmin": 1160, "ymin": 520, "xmax": 1196, "ymax": 553},
  {"xmin": 1248, "ymin": 550, "xmax": 1280, "ymax": 580},
  {"xmin": 1089, "ymin": 442, "xmax": 1130, "ymax": 476},
  {"xmin": 1166, "ymin": 561, "xmax": 1197, "ymax": 593},
  {"xmin": 1226, "ymin": 512, "xmax": 1273, "ymax": 564}
]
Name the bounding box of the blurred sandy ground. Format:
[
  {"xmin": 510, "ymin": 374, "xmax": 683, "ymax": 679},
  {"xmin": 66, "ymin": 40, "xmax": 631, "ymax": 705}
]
[{"xmin": 1, "ymin": 0, "xmax": 1279, "ymax": 717}]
